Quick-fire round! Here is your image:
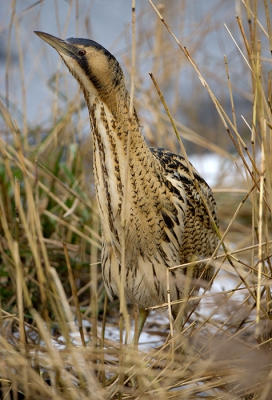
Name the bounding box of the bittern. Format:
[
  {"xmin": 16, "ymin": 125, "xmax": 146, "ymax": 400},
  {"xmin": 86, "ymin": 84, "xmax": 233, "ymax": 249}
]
[{"xmin": 35, "ymin": 31, "xmax": 219, "ymax": 341}]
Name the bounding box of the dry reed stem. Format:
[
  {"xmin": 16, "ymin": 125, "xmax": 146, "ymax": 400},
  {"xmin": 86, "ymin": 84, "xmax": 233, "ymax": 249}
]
[{"xmin": 0, "ymin": 1, "xmax": 272, "ymax": 399}]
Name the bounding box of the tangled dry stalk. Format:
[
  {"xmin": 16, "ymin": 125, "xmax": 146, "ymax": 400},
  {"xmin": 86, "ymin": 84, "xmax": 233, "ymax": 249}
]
[{"xmin": 0, "ymin": 1, "xmax": 272, "ymax": 399}]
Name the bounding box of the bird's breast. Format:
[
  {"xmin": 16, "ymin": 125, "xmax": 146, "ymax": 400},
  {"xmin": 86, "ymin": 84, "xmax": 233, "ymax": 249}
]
[{"xmin": 90, "ymin": 98, "xmax": 187, "ymax": 264}]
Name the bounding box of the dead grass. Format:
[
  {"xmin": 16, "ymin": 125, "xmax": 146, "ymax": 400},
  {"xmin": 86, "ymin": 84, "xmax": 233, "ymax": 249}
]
[{"xmin": 0, "ymin": 1, "xmax": 272, "ymax": 399}]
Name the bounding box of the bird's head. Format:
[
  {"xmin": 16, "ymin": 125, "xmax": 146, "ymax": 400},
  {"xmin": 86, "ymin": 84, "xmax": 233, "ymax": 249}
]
[{"xmin": 35, "ymin": 31, "xmax": 127, "ymax": 117}]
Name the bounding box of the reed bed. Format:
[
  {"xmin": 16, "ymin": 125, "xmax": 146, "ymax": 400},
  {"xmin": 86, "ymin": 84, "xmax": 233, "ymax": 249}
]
[{"xmin": 0, "ymin": 1, "xmax": 272, "ymax": 399}]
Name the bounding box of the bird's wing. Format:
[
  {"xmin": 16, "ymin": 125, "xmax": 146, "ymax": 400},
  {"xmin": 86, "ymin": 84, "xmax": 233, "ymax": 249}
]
[{"xmin": 151, "ymin": 148, "xmax": 219, "ymax": 271}]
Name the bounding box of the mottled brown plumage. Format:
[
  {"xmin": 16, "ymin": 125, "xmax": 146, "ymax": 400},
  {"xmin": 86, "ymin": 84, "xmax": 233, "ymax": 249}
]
[{"xmin": 35, "ymin": 31, "xmax": 219, "ymax": 332}]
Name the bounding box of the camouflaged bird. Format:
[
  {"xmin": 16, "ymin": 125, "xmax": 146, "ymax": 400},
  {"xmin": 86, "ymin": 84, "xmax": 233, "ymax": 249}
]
[{"xmin": 35, "ymin": 31, "xmax": 219, "ymax": 334}]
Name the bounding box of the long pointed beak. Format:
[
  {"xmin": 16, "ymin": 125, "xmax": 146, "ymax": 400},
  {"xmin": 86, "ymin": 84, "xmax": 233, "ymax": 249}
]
[{"xmin": 34, "ymin": 31, "xmax": 77, "ymax": 57}]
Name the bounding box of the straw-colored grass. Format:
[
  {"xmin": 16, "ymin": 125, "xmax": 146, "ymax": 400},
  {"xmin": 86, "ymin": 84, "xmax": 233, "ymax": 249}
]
[{"xmin": 0, "ymin": 1, "xmax": 272, "ymax": 399}]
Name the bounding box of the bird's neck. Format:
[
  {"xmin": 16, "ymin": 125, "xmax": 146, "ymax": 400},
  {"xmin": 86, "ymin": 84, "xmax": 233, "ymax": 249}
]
[
  {"xmin": 85, "ymin": 90, "xmax": 162, "ymax": 242},
  {"xmin": 85, "ymin": 87, "xmax": 151, "ymax": 159}
]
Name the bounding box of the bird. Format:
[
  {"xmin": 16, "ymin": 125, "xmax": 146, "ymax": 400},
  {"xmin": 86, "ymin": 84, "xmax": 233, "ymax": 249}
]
[{"xmin": 35, "ymin": 31, "xmax": 219, "ymax": 342}]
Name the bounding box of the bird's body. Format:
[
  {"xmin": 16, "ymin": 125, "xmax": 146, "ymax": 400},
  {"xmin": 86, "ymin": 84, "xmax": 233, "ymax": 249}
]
[{"xmin": 35, "ymin": 31, "xmax": 218, "ymax": 319}]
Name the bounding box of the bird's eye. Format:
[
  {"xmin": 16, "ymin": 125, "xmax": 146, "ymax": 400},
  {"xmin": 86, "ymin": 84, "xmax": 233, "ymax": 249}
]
[{"xmin": 78, "ymin": 50, "xmax": 86, "ymax": 56}]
